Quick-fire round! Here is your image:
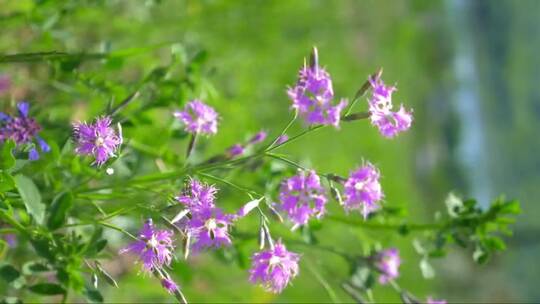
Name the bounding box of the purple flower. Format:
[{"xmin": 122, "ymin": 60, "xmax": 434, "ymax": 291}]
[
  {"xmin": 72, "ymin": 116, "xmax": 122, "ymax": 166},
  {"xmin": 227, "ymin": 144, "xmax": 245, "ymax": 157},
  {"xmin": 186, "ymin": 206, "xmax": 233, "ymax": 251},
  {"xmin": 368, "ymin": 71, "xmax": 413, "ymax": 138},
  {"xmin": 175, "ymin": 178, "xmax": 217, "ymax": 212},
  {"xmin": 176, "ymin": 179, "xmax": 235, "ymax": 251},
  {"xmin": 275, "ymin": 134, "xmax": 289, "ymax": 145},
  {"xmin": 343, "ymin": 163, "xmax": 383, "ymax": 219},
  {"xmin": 174, "ymin": 100, "xmax": 218, "ymax": 135},
  {"xmin": 375, "ymin": 248, "xmax": 401, "ymax": 284},
  {"xmin": 0, "ymin": 102, "xmax": 50, "ymax": 160},
  {"xmin": 287, "ymin": 48, "xmax": 347, "ymax": 127},
  {"xmin": 249, "ymin": 240, "xmax": 300, "ymax": 293},
  {"xmin": 0, "ymin": 75, "xmax": 11, "ymax": 95},
  {"xmin": 426, "ymin": 297, "xmax": 447, "ymax": 304},
  {"xmin": 278, "ymin": 170, "xmax": 328, "ymax": 226},
  {"xmin": 161, "ymin": 278, "xmax": 179, "ymax": 294},
  {"xmin": 120, "ymin": 219, "xmax": 175, "ymax": 272},
  {"xmin": 249, "ymin": 130, "xmax": 267, "ymax": 144},
  {"xmin": 3, "ymin": 234, "xmax": 17, "ymax": 247}
]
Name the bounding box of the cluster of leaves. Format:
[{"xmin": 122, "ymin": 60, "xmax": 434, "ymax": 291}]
[
  {"xmin": 0, "ymin": 34, "xmax": 218, "ymax": 302},
  {"xmin": 337, "ymin": 194, "xmax": 521, "ymax": 302},
  {"xmin": 1, "ymin": 140, "xmax": 115, "ymax": 303}
]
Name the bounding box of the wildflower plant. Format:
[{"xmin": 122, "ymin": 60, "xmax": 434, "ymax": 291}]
[{"xmin": 0, "ymin": 42, "xmax": 521, "ymax": 304}]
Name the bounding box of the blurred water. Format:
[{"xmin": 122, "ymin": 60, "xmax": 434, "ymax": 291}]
[
  {"xmin": 444, "ymin": 0, "xmax": 540, "ymax": 301},
  {"xmin": 446, "ymin": 0, "xmax": 492, "ymax": 208}
]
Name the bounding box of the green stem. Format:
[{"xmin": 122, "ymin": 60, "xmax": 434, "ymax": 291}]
[
  {"xmin": 0, "ymin": 51, "xmax": 107, "ymax": 63},
  {"xmin": 265, "ymin": 110, "xmax": 298, "ymax": 150},
  {"xmin": 266, "ymin": 125, "xmax": 324, "ymax": 152},
  {"xmin": 326, "ymin": 214, "xmax": 444, "ymax": 232},
  {"xmin": 265, "ymin": 152, "xmax": 306, "ymax": 170},
  {"xmin": 196, "ymin": 172, "xmax": 261, "ymax": 197},
  {"xmin": 0, "ymin": 210, "xmax": 27, "ymax": 234},
  {"xmin": 98, "ymin": 221, "xmax": 137, "ymax": 240}
]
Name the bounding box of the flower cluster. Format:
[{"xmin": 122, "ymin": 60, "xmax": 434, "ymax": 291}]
[
  {"xmin": 287, "ymin": 48, "xmax": 347, "ymax": 127},
  {"xmin": 120, "ymin": 219, "xmax": 175, "ymax": 272},
  {"xmin": 72, "ymin": 116, "xmax": 122, "ymax": 166},
  {"xmin": 0, "ymin": 102, "xmax": 50, "ymax": 160},
  {"xmin": 174, "ymin": 99, "xmax": 218, "ymax": 136},
  {"xmin": 176, "ymin": 179, "xmax": 234, "ymax": 251},
  {"xmin": 368, "ymin": 71, "xmax": 413, "ymax": 138},
  {"xmin": 278, "ymin": 170, "xmax": 327, "ymax": 227},
  {"xmin": 0, "ymin": 47, "xmax": 428, "ymax": 301},
  {"xmin": 375, "ymin": 248, "xmax": 401, "ymax": 284},
  {"xmin": 249, "ymin": 240, "xmax": 300, "ymax": 293},
  {"xmin": 343, "ymin": 163, "xmax": 384, "ymax": 218}
]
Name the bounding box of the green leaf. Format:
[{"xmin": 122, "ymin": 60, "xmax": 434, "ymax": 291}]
[
  {"xmin": 473, "ymin": 247, "xmax": 490, "ymax": 264},
  {"xmin": 22, "ymin": 261, "xmax": 49, "ymax": 275},
  {"xmin": 86, "ymin": 239, "xmax": 107, "ymax": 257},
  {"xmin": 95, "ymin": 263, "xmax": 118, "ymax": 288},
  {"xmin": 0, "ymin": 264, "xmax": 20, "ymax": 283},
  {"xmin": 0, "ymin": 140, "xmax": 16, "ymax": 170},
  {"xmin": 30, "ymin": 237, "xmax": 54, "ymax": 261},
  {"xmin": 419, "ymin": 258, "xmax": 435, "ymax": 279},
  {"xmin": 349, "ymin": 266, "xmax": 374, "ymax": 290},
  {"xmin": 84, "ymin": 286, "xmax": 104, "ymax": 303},
  {"xmin": 28, "ymin": 283, "xmax": 66, "ymax": 295},
  {"xmin": 500, "ymin": 200, "xmax": 521, "ymax": 215},
  {"xmin": 47, "ymin": 192, "xmax": 73, "ymax": 230},
  {"xmin": 483, "ymin": 236, "xmax": 507, "ymax": 251},
  {"xmin": 445, "ymin": 192, "xmax": 463, "ymax": 217},
  {"xmin": 0, "ymin": 172, "xmax": 15, "ymax": 192},
  {"xmin": 14, "ymin": 174, "xmax": 45, "ymax": 225}
]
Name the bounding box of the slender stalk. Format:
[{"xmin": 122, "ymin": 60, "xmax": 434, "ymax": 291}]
[
  {"xmin": 326, "ymin": 214, "xmax": 444, "ymax": 232},
  {"xmin": 266, "ymin": 125, "xmax": 324, "ymax": 152},
  {"xmin": 108, "ymin": 91, "xmax": 141, "ymax": 116},
  {"xmin": 305, "ymin": 259, "xmax": 341, "ymax": 303},
  {"xmin": 265, "ymin": 110, "xmax": 298, "ymax": 150},
  {"xmin": 98, "ymin": 221, "xmax": 137, "ymax": 240},
  {"xmin": 196, "ymin": 172, "xmax": 261, "ymax": 197},
  {"xmin": 0, "ymin": 51, "xmax": 107, "ymax": 63},
  {"xmin": 185, "ymin": 133, "xmax": 197, "ymax": 159}
]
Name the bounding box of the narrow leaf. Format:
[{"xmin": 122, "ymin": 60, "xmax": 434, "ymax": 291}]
[
  {"xmin": 14, "ymin": 174, "xmax": 45, "ymax": 225},
  {"xmin": 84, "ymin": 286, "xmax": 104, "ymax": 303},
  {"xmin": 28, "ymin": 283, "xmax": 66, "ymax": 295},
  {"xmin": 47, "ymin": 192, "xmax": 73, "ymax": 230},
  {"xmin": 95, "ymin": 263, "xmax": 118, "ymax": 288},
  {"xmin": 0, "ymin": 264, "xmax": 20, "ymax": 283},
  {"xmin": 0, "ymin": 140, "xmax": 16, "ymax": 170}
]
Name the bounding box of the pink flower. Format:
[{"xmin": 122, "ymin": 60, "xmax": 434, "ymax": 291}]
[
  {"xmin": 72, "ymin": 116, "xmax": 122, "ymax": 166},
  {"xmin": 120, "ymin": 219, "xmax": 175, "ymax": 272},
  {"xmin": 174, "ymin": 100, "xmax": 218, "ymax": 135},
  {"xmin": 375, "ymin": 248, "xmax": 401, "ymax": 284},
  {"xmin": 343, "ymin": 163, "xmax": 384, "ymax": 219},
  {"xmin": 250, "ymin": 240, "xmax": 300, "ymax": 293},
  {"xmin": 368, "ymin": 71, "xmax": 413, "ymax": 138}
]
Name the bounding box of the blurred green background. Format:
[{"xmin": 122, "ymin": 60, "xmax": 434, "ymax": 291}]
[{"xmin": 1, "ymin": 0, "xmax": 538, "ymax": 302}]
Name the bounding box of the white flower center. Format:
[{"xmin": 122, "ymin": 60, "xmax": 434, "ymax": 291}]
[
  {"xmin": 196, "ymin": 117, "xmax": 207, "ymax": 126},
  {"xmin": 148, "ymin": 235, "xmax": 159, "ymax": 248},
  {"xmin": 205, "ymin": 218, "xmax": 217, "ymax": 230},
  {"xmin": 95, "ymin": 136, "xmax": 105, "ymax": 147},
  {"xmin": 354, "ymin": 181, "xmax": 365, "ymax": 191},
  {"xmin": 269, "ymin": 255, "xmax": 281, "ymax": 266}
]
